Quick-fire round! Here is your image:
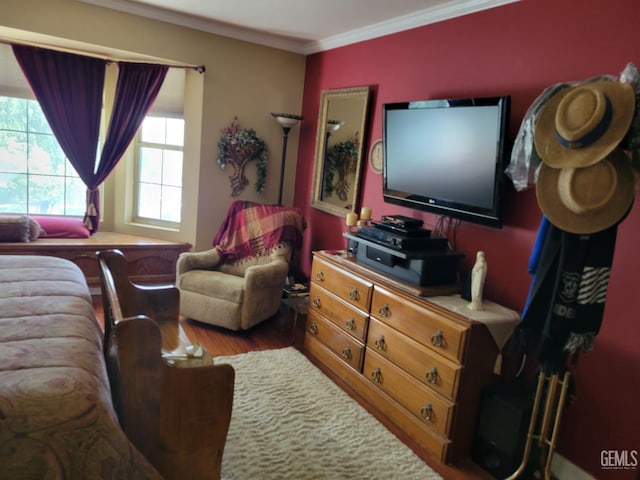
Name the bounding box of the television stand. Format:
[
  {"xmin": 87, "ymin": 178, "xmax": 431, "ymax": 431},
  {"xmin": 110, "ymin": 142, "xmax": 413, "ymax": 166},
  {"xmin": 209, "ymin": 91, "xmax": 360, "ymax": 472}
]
[{"xmin": 343, "ymin": 233, "xmax": 463, "ymax": 289}]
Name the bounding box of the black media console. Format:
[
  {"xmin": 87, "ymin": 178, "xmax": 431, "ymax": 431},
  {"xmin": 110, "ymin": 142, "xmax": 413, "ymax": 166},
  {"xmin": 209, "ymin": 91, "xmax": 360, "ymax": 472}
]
[{"xmin": 343, "ymin": 232, "xmax": 463, "ymax": 287}]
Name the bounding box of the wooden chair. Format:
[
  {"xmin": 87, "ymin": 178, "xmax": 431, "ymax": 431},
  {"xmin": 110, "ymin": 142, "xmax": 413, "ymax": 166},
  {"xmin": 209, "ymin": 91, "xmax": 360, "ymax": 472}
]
[{"xmin": 97, "ymin": 249, "xmax": 235, "ymax": 480}]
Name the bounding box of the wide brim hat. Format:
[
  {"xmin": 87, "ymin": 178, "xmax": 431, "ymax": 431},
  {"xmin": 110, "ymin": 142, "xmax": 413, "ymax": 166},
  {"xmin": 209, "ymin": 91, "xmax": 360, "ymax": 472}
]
[
  {"xmin": 536, "ymin": 148, "xmax": 635, "ymax": 234},
  {"xmin": 534, "ymin": 81, "xmax": 635, "ymax": 168}
]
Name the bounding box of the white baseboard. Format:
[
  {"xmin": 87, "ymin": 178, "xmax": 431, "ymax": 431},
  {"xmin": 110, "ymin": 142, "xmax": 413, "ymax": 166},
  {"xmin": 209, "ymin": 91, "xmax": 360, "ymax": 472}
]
[{"xmin": 552, "ymin": 454, "xmax": 596, "ymax": 480}]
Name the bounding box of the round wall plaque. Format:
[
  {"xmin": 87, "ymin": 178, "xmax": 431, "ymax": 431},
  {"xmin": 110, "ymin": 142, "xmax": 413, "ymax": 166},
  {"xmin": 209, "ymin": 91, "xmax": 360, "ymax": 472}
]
[{"xmin": 369, "ymin": 139, "xmax": 383, "ymax": 174}]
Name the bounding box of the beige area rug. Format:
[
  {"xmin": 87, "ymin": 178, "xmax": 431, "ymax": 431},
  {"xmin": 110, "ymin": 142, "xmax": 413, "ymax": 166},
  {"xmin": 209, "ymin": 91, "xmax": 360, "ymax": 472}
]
[{"xmin": 216, "ymin": 347, "xmax": 442, "ymax": 480}]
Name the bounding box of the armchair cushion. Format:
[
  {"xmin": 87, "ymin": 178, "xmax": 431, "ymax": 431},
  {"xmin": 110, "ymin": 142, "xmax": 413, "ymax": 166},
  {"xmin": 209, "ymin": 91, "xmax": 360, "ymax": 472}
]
[{"xmin": 179, "ymin": 270, "xmax": 244, "ymax": 304}]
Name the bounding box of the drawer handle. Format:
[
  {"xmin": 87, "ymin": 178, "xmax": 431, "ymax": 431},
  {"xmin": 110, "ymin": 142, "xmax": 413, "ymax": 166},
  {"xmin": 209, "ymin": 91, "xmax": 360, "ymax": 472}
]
[
  {"xmin": 378, "ymin": 303, "xmax": 390, "ymax": 318},
  {"xmin": 431, "ymin": 330, "xmax": 444, "ymax": 348},
  {"xmin": 312, "ymin": 296, "xmax": 321, "ymax": 308},
  {"xmin": 341, "ymin": 347, "xmax": 352, "ymax": 360},
  {"xmin": 426, "ymin": 367, "xmax": 439, "ymax": 384},
  {"xmin": 371, "ymin": 368, "xmax": 382, "ymax": 383},
  {"xmin": 374, "ymin": 336, "xmax": 386, "ymax": 351},
  {"xmin": 348, "ymin": 288, "xmax": 360, "ymax": 301},
  {"xmin": 345, "ymin": 318, "xmax": 356, "ymax": 331},
  {"xmin": 315, "ymin": 271, "xmax": 325, "ymax": 281},
  {"xmin": 309, "ymin": 322, "xmax": 318, "ymax": 334},
  {"xmin": 421, "ymin": 403, "xmax": 433, "ymax": 421}
]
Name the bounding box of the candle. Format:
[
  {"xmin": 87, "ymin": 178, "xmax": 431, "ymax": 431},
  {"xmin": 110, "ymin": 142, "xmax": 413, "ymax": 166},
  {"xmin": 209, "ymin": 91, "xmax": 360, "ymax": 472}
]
[
  {"xmin": 346, "ymin": 212, "xmax": 358, "ymax": 227},
  {"xmin": 360, "ymin": 207, "xmax": 372, "ymax": 221}
]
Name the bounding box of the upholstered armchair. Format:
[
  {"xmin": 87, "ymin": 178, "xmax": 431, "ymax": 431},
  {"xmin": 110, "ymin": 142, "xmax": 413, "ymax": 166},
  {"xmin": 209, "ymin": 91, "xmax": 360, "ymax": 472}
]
[{"xmin": 176, "ymin": 201, "xmax": 303, "ymax": 331}]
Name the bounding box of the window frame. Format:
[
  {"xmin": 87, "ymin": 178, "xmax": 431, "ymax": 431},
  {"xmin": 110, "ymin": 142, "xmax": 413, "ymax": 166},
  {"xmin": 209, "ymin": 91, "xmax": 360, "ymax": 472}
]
[
  {"xmin": 0, "ymin": 95, "xmax": 86, "ymax": 217},
  {"xmin": 132, "ymin": 114, "xmax": 185, "ymax": 228}
]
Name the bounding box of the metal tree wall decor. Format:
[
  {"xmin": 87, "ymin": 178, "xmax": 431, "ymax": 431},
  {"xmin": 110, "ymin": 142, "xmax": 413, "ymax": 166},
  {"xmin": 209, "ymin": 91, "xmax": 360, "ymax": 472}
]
[
  {"xmin": 323, "ymin": 133, "xmax": 360, "ymax": 201},
  {"xmin": 217, "ymin": 117, "xmax": 268, "ymax": 196}
]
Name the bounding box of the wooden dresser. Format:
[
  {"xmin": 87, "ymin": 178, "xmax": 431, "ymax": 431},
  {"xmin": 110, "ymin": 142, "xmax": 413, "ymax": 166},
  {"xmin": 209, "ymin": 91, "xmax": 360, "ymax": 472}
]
[{"xmin": 303, "ymin": 250, "xmax": 519, "ymax": 464}]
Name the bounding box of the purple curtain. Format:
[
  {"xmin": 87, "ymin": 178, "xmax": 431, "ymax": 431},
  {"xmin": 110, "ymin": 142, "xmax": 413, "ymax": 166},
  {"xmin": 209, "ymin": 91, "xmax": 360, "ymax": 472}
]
[
  {"xmin": 97, "ymin": 63, "xmax": 168, "ymax": 185},
  {"xmin": 12, "ymin": 44, "xmax": 105, "ymax": 188},
  {"xmin": 13, "ymin": 46, "xmax": 168, "ymax": 233},
  {"xmin": 87, "ymin": 62, "xmax": 168, "ymax": 231}
]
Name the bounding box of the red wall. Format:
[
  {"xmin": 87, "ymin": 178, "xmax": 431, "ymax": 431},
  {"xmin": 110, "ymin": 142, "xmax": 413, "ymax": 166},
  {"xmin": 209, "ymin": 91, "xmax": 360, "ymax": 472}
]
[{"xmin": 293, "ymin": 0, "xmax": 640, "ymax": 478}]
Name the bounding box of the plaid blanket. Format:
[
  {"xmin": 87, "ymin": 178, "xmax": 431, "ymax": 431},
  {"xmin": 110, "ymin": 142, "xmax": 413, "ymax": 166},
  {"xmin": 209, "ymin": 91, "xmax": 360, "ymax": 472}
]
[{"xmin": 213, "ymin": 201, "xmax": 304, "ymax": 263}]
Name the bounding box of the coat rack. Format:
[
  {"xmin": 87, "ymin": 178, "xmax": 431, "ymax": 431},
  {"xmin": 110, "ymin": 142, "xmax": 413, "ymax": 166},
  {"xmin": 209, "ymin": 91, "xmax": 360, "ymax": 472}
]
[{"xmin": 505, "ymin": 370, "xmax": 572, "ymax": 480}]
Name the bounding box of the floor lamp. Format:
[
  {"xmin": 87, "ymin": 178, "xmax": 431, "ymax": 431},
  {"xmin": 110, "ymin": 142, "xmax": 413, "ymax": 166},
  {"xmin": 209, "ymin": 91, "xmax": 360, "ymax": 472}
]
[{"xmin": 271, "ymin": 113, "xmax": 303, "ymax": 205}]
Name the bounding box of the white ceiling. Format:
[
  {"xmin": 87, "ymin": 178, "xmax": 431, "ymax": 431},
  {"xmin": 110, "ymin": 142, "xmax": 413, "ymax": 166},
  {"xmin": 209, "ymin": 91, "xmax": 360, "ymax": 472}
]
[{"xmin": 80, "ymin": 0, "xmax": 519, "ymax": 54}]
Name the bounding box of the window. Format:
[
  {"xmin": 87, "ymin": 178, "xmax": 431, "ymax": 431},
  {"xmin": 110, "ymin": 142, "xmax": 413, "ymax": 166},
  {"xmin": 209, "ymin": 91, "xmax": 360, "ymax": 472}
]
[
  {"xmin": 134, "ymin": 116, "xmax": 184, "ymax": 224},
  {"xmin": 0, "ymin": 96, "xmax": 85, "ymax": 215}
]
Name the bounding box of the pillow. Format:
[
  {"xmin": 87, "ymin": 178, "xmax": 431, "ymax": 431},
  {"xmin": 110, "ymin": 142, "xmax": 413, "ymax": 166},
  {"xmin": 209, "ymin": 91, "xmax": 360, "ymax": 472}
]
[
  {"xmin": 27, "ymin": 216, "xmax": 44, "ymax": 241},
  {"xmin": 31, "ymin": 215, "xmax": 90, "ymax": 238},
  {"xmin": 0, "ymin": 216, "xmax": 30, "ymax": 242}
]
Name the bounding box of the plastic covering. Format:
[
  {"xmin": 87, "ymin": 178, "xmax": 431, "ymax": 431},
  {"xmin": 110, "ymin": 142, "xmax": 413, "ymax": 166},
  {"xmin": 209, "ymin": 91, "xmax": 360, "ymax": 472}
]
[
  {"xmin": 505, "ymin": 64, "xmax": 640, "ymax": 191},
  {"xmin": 620, "ymin": 62, "xmax": 640, "ymax": 170},
  {"xmin": 505, "ymin": 82, "xmax": 571, "ymax": 191}
]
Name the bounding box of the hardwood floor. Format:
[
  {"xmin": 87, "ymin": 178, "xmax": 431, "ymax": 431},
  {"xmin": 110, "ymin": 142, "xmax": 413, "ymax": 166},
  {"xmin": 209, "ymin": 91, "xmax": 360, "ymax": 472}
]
[{"xmin": 92, "ymin": 295, "xmax": 493, "ymax": 480}]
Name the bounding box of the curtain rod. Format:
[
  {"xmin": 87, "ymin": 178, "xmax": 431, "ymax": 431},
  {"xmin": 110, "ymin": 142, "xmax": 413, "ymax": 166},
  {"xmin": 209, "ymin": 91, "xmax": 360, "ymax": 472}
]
[{"xmin": 1, "ymin": 38, "xmax": 205, "ymax": 73}]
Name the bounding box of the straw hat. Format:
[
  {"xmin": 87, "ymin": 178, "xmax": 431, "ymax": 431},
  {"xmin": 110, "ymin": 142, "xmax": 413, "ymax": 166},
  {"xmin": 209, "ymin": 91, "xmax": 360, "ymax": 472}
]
[
  {"xmin": 536, "ymin": 148, "xmax": 634, "ymax": 234},
  {"xmin": 534, "ymin": 81, "xmax": 635, "ymax": 168}
]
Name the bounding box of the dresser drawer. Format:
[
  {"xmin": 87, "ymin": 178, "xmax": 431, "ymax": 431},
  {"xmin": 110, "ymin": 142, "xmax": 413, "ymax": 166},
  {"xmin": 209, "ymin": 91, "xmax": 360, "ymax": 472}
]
[
  {"xmin": 304, "ymin": 333, "xmax": 450, "ymax": 462},
  {"xmin": 307, "ymin": 311, "xmax": 365, "ymax": 372},
  {"xmin": 364, "ymin": 349, "xmax": 454, "ymax": 437},
  {"xmin": 367, "ymin": 318, "xmax": 461, "ymax": 401},
  {"xmin": 371, "ymin": 286, "xmax": 467, "ymax": 364},
  {"xmin": 308, "ymin": 283, "xmax": 369, "ymax": 341},
  {"xmin": 311, "ymin": 256, "xmax": 373, "ymax": 312}
]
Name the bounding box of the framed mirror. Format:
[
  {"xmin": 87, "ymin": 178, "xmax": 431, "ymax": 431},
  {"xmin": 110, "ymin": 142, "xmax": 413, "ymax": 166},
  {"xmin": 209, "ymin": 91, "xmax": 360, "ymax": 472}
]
[{"xmin": 311, "ymin": 86, "xmax": 370, "ymax": 217}]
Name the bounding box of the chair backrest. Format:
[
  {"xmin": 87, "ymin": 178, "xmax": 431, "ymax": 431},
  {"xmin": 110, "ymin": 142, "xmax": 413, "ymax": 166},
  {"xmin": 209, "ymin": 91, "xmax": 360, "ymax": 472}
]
[
  {"xmin": 98, "ymin": 249, "xmax": 180, "ymax": 324},
  {"xmin": 218, "ymin": 243, "xmax": 292, "ymax": 276},
  {"xmin": 97, "ymin": 250, "xmax": 123, "ymax": 355},
  {"xmin": 97, "ymin": 249, "xmax": 164, "ymax": 459},
  {"xmin": 213, "ymin": 200, "xmax": 304, "ymax": 265}
]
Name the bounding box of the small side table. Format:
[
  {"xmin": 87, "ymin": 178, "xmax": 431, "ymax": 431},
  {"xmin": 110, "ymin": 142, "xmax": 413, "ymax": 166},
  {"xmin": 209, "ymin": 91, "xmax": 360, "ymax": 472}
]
[{"xmin": 282, "ymin": 283, "xmax": 309, "ymax": 343}]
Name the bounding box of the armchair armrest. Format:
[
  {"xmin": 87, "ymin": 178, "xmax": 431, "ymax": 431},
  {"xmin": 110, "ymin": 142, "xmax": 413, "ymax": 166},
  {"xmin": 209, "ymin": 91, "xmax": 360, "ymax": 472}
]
[
  {"xmin": 243, "ymin": 257, "xmax": 289, "ymax": 290},
  {"xmin": 176, "ymin": 248, "xmax": 222, "ymax": 276}
]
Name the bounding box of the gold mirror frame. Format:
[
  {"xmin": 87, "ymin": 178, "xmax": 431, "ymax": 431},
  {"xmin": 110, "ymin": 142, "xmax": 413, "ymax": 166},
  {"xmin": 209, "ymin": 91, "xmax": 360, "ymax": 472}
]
[{"xmin": 311, "ymin": 86, "xmax": 371, "ymax": 217}]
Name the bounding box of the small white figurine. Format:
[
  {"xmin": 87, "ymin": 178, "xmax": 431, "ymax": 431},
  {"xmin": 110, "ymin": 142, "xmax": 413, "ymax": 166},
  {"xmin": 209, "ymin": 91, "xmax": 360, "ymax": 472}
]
[{"xmin": 468, "ymin": 251, "xmax": 487, "ymax": 311}]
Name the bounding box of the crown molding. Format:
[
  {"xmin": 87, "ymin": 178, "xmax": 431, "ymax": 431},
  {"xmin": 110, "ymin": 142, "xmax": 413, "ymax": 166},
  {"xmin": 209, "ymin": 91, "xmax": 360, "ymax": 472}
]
[
  {"xmin": 303, "ymin": 0, "xmax": 521, "ymax": 54},
  {"xmin": 80, "ymin": 0, "xmax": 521, "ymax": 56},
  {"xmin": 79, "ymin": 0, "xmax": 309, "ymax": 53}
]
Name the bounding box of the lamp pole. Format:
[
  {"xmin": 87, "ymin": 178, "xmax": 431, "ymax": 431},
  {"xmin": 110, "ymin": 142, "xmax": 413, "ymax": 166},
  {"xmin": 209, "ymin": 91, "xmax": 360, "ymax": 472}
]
[{"xmin": 271, "ymin": 113, "xmax": 303, "ymax": 205}]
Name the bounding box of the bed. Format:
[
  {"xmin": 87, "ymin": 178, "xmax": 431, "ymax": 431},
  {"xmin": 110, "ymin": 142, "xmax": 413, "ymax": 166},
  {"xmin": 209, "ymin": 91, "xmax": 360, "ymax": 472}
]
[{"xmin": 0, "ymin": 255, "xmax": 161, "ymax": 479}]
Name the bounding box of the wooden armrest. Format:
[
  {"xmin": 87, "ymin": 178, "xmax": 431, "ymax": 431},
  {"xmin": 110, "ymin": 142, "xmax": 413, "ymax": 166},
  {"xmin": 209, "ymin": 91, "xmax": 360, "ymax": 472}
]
[{"xmin": 98, "ymin": 249, "xmax": 180, "ymax": 350}]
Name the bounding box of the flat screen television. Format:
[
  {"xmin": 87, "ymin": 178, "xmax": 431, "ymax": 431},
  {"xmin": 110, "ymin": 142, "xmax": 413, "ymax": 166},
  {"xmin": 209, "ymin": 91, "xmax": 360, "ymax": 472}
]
[{"xmin": 382, "ymin": 95, "xmax": 510, "ymax": 228}]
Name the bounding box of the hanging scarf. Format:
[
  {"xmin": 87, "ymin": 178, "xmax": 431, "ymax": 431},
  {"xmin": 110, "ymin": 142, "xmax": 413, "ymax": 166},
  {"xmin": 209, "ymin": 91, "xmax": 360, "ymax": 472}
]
[{"xmin": 517, "ymin": 217, "xmax": 618, "ymax": 373}]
